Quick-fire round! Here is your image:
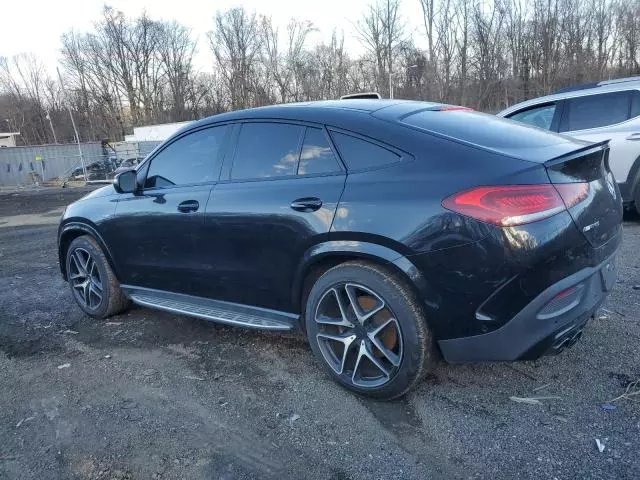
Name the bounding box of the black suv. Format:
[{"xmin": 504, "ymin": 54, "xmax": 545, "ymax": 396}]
[{"xmin": 58, "ymin": 100, "xmax": 622, "ymax": 399}]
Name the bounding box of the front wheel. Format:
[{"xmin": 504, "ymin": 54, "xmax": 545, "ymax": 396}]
[
  {"xmin": 305, "ymin": 261, "xmax": 435, "ymax": 399},
  {"xmin": 66, "ymin": 235, "xmax": 130, "ymax": 319}
]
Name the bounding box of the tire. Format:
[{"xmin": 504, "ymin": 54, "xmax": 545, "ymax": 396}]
[
  {"xmin": 305, "ymin": 260, "xmax": 435, "ymax": 400},
  {"xmin": 635, "ymin": 182, "xmax": 640, "ymax": 217},
  {"xmin": 66, "ymin": 235, "xmax": 130, "ymax": 319}
]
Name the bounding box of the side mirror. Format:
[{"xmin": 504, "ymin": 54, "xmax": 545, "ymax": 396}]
[{"xmin": 113, "ymin": 170, "xmax": 137, "ymax": 194}]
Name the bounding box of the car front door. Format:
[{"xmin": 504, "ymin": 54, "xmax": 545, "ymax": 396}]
[
  {"xmin": 106, "ymin": 125, "xmax": 230, "ymax": 295},
  {"xmin": 199, "ymin": 121, "xmax": 347, "ymax": 312}
]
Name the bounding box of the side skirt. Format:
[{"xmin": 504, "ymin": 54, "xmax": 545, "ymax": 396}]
[{"xmin": 121, "ymin": 285, "xmax": 299, "ymax": 331}]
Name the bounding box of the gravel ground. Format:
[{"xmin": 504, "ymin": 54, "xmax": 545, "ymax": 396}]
[{"xmin": 0, "ymin": 187, "xmax": 638, "ymax": 480}]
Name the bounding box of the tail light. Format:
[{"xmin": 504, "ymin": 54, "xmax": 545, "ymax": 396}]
[
  {"xmin": 439, "ymin": 106, "xmax": 474, "ymax": 112},
  {"xmin": 554, "ymin": 183, "xmax": 589, "ymax": 208},
  {"xmin": 442, "ymin": 183, "xmax": 589, "ymax": 226}
]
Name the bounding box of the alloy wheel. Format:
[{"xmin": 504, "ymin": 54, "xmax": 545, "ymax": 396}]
[
  {"xmin": 69, "ymin": 247, "xmax": 103, "ymax": 310},
  {"xmin": 314, "ymin": 283, "xmax": 403, "ymax": 388}
]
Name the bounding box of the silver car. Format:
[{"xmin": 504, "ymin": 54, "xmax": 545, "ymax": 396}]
[{"xmin": 498, "ymin": 76, "xmax": 640, "ymax": 214}]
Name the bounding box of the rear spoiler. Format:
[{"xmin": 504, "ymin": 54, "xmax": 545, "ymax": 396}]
[
  {"xmin": 340, "ymin": 92, "xmax": 381, "ymax": 100},
  {"xmin": 544, "ymin": 140, "xmax": 609, "ymax": 168}
]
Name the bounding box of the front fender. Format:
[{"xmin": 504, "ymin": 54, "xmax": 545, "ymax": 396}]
[{"xmin": 58, "ymin": 220, "xmax": 119, "ymax": 281}]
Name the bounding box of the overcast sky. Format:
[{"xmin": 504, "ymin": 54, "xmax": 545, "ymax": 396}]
[{"xmin": 1, "ymin": 0, "xmax": 427, "ymax": 72}]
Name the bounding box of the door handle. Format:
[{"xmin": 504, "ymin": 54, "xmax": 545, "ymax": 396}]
[
  {"xmin": 290, "ymin": 197, "xmax": 323, "ymax": 212},
  {"xmin": 177, "ymin": 200, "xmax": 199, "ymax": 213},
  {"xmin": 626, "ymin": 132, "xmax": 640, "ymax": 141}
]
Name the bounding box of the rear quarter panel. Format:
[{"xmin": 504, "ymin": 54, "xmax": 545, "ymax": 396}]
[
  {"xmin": 330, "ymin": 133, "xmax": 550, "ymax": 256},
  {"xmin": 329, "ymin": 125, "xmax": 605, "ymax": 340}
]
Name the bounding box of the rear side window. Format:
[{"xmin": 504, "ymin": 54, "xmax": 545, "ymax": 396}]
[
  {"xmin": 145, "ymin": 125, "xmax": 227, "ymax": 189},
  {"xmin": 402, "ymin": 110, "xmax": 570, "ymax": 151},
  {"xmin": 231, "ymin": 123, "xmax": 303, "ymax": 179},
  {"xmin": 330, "ymin": 131, "xmax": 399, "ymax": 170},
  {"xmin": 298, "ymin": 128, "xmax": 341, "ymax": 175},
  {"xmin": 561, "ymin": 91, "xmax": 631, "ymax": 132},
  {"xmin": 509, "ymin": 103, "xmax": 557, "ymax": 130}
]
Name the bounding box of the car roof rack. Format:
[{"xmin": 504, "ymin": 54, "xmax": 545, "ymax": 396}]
[
  {"xmin": 340, "ymin": 92, "xmax": 381, "ymax": 100},
  {"xmin": 598, "ymin": 75, "xmax": 640, "ymax": 86},
  {"xmin": 553, "ymin": 82, "xmax": 599, "ymax": 94},
  {"xmin": 553, "ymin": 76, "xmax": 640, "ymax": 94}
]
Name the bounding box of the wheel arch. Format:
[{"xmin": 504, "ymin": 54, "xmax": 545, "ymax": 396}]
[
  {"xmin": 58, "ymin": 221, "xmax": 119, "ymax": 281},
  {"xmin": 292, "ymin": 241, "xmax": 431, "ymax": 324},
  {"xmin": 626, "ymin": 153, "xmax": 640, "ymax": 205}
]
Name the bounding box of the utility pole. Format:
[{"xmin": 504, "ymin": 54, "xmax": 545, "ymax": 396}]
[
  {"xmin": 45, "ymin": 110, "xmax": 58, "ymax": 144},
  {"xmin": 57, "ymin": 67, "xmax": 87, "ymax": 182}
]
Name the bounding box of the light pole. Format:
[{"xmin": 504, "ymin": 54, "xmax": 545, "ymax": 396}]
[
  {"xmin": 389, "ymin": 64, "xmax": 418, "ymax": 99},
  {"xmin": 46, "ymin": 110, "xmax": 58, "ymax": 144},
  {"xmin": 57, "ymin": 67, "xmax": 87, "ymax": 182}
]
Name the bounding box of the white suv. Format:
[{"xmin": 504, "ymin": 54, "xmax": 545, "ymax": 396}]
[{"xmin": 498, "ymin": 77, "xmax": 640, "ymax": 214}]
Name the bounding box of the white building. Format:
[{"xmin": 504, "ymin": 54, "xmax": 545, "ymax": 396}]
[
  {"xmin": 124, "ymin": 122, "xmax": 192, "ymax": 142},
  {"xmin": 0, "ymin": 132, "xmax": 20, "ymax": 147}
]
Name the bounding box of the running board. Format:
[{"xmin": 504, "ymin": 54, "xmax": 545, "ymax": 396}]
[{"xmin": 121, "ymin": 285, "xmax": 298, "ymax": 331}]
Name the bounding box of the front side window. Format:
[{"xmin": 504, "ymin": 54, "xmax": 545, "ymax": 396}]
[
  {"xmin": 509, "ymin": 103, "xmax": 557, "ymax": 130},
  {"xmin": 561, "ymin": 91, "xmax": 631, "ymax": 132},
  {"xmin": 145, "ymin": 126, "xmax": 227, "ymax": 188},
  {"xmin": 231, "ymin": 123, "xmax": 303, "ymax": 180}
]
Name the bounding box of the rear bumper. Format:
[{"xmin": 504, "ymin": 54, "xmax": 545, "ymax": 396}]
[{"xmin": 438, "ymin": 254, "xmax": 617, "ymax": 363}]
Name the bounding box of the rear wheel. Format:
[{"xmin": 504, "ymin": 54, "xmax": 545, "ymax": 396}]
[
  {"xmin": 305, "ymin": 261, "xmax": 435, "ymax": 399},
  {"xmin": 66, "ymin": 235, "xmax": 130, "ymax": 319}
]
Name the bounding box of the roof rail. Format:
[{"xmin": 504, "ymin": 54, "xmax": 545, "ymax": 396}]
[
  {"xmin": 598, "ymin": 76, "xmax": 640, "ymax": 86},
  {"xmin": 340, "ymin": 92, "xmax": 381, "ymax": 100},
  {"xmin": 553, "ymin": 82, "xmax": 599, "ymax": 94},
  {"xmin": 554, "ymin": 76, "xmax": 640, "ymax": 94}
]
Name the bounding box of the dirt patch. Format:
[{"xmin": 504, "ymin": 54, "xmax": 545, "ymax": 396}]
[
  {"xmin": 0, "ymin": 334, "xmax": 64, "ymax": 359},
  {"xmin": 0, "ymin": 189, "xmax": 639, "ymax": 480}
]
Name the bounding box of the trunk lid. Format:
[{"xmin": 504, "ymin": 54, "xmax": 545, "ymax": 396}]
[{"xmin": 545, "ymin": 141, "xmax": 623, "ymax": 247}]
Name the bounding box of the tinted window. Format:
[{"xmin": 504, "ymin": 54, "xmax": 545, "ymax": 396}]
[
  {"xmin": 630, "ymin": 90, "xmax": 640, "ymax": 118},
  {"xmin": 231, "ymin": 123, "xmax": 303, "ymax": 179},
  {"xmin": 402, "ymin": 110, "xmax": 572, "ymax": 152},
  {"xmin": 330, "ymin": 132, "xmax": 399, "ymax": 170},
  {"xmin": 509, "ymin": 103, "xmax": 556, "ymax": 130},
  {"xmin": 561, "ymin": 91, "xmax": 631, "ymax": 132},
  {"xmin": 145, "ymin": 126, "xmax": 227, "ymax": 188},
  {"xmin": 298, "ymin": 128, "xmax": 341, "ymax": 175}
]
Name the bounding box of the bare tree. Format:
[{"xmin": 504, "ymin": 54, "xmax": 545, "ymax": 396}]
[
  {"xmin": 261, "ymin": 17, "xmax": 314, "ymax": 103},
  {"xmin": 419, "ymin": 0, "xmax": 437, "ymax": 64},
  {"xmin": 356, "ymin": 0, "xmax": 406, "ymax": 97},
  {"xmin": 0, "ymin": 54, "xmax": 57, "ymax": 144},
  {"xmin": 208, "ymin": 8, "xmax": 262, "ymax": 110},
  {"xmin": 158, "ymin": 21, "xmax": 197, "ymax": 122},
  {"xmin": 6, "ymin": 1, "xmax": 640, "ymax": 147}
]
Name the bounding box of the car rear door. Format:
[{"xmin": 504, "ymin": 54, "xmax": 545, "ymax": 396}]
[
  {"xmin": 107, "ymin": 125, "xmax": 229, "ymax": 295},
  {"xmin": 558, "ymin": 90, "xmax": 640, "ymax": 198},
  {"xmin": 199, "ymin": 121, "xmax": 346, "ymax": 312},
  {"xmin": 505, "ymin": 101, "xmax": 562, "ymax": 132}
]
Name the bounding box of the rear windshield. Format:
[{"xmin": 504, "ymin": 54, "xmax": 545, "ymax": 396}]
[{"xmin": 401, "ymin": 110, "xmax": 576, "ymax": 152}]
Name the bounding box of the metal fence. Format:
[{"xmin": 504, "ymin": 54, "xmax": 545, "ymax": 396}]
[{"xmin": 0, "ymin": 141, "xmax": 161, "ymax": 187}]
